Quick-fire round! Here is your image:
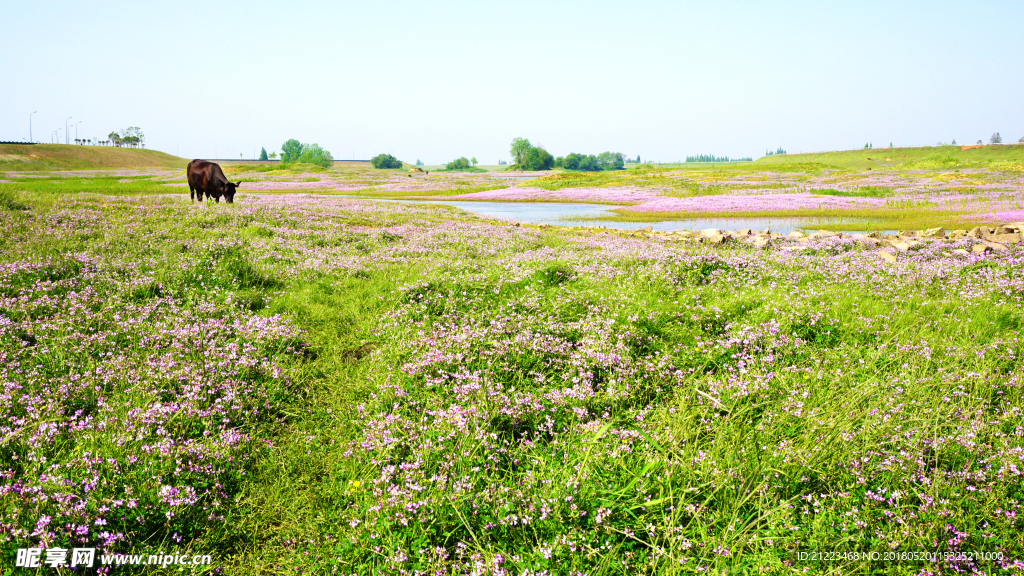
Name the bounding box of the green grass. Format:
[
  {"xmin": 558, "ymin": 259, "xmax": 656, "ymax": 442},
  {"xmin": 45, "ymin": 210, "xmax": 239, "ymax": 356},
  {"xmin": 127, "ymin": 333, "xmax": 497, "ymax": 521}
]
[
  {"xmin": 810, "ymin": 186, "xmax": 895, "ymax": 198},
  {"xmin": 0, "ymin": 176, "xmax": 180, "ymax": 197},
  {"xmin": 5, "ymin": 176, "xmax": 1024, "ymax": 575},
  {"xmin": 754, "ymin": 143, "xmax": 1024, "ymax": 170}
]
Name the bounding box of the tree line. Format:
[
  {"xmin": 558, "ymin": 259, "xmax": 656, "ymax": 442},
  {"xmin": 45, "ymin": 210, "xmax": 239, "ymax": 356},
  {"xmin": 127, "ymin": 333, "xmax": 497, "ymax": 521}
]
[
  {"xmin": 509, "ymin": 138, "xmax": 627, "ymax": 171},
  {"xmin": 685, "ymin": 154, "xmax": 752, "ymax": 163},
  {"xmin": 102, "ymin": 126, "xmax": 145, "ymax": 147}
]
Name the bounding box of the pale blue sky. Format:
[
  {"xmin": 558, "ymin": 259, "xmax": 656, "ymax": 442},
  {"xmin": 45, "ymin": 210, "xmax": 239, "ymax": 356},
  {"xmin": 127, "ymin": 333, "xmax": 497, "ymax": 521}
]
[{"xmin": 3, "ymin": 0, "xmax": 1022, "ymax": 163}]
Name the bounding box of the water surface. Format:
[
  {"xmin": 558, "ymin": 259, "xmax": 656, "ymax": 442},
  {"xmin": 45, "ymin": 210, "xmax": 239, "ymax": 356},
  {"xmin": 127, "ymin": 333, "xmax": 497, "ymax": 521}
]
[{"xmin": 361, "ymin": 198, "xmax": 891, "ymax": 234}]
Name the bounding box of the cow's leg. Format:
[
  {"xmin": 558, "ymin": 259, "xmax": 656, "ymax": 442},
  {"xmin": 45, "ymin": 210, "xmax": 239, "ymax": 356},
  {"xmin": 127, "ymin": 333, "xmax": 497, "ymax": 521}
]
[{"xmin": 189, "ymin": 186, "xmax": 195, "ymax": 201}]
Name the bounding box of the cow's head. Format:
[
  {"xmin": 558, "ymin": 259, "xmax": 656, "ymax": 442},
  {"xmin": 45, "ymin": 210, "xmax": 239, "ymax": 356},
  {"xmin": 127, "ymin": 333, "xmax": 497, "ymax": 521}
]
[{"xmin": 225, "ymin": 181, "xmax": 241, "ymax": 203}]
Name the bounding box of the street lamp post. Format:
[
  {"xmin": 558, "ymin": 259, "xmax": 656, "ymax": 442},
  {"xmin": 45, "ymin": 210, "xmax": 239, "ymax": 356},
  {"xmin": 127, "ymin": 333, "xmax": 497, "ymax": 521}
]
[
  {"xmin": 65, "ymin": 117, "xmax": 72, "ymax": 145},
  {"xmin": 29, "ymin": 111, "xmax": 36, "ymax": 142},
  {"xmin": 57, "ymin": 128, "xmax": 62, "ymax": 144}
]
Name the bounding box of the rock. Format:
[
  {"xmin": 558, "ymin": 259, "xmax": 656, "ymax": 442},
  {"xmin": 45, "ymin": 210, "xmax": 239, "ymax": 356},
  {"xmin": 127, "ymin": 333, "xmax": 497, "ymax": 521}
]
[
  {"xmin": 892, "ymin": 241, "xmax": 912, "ymax": 252},
  {"xmin": 899, "ymin": 230, "xmax": 916, "ymax": 237},
  {"xmin": 967, "ymin": 227, "xmax": 985, "ymax": 239},
  {"xmin": 808, "ymin": 231, "xmax": 836, "ymax": 240},
  {"xmin": 922, "ymin": 227, "xmax": 945, "ymax": 238},
  {"xmin": 972, "ymin": 244, "xmax": 991, "ymax": 254},
  {"xmin": 983, "ymin": 240, "xmax": 1009, "ymax": 252},
  {"xmin": 988, "ymin": 233, "xmax": 1022, "ymax": 245},
  {"xmin": 752, "ymin": 236, "xmax": 770, "ymax": 248},
  {"xmin": 639, "ymin": 226, "xmax": 653, "ymax": 232},
  {"xmin": 699, "ymin": 228, "xmax": 723, "ymax": 237},
  {"xmin": 877, "ymin": 250, "xmax": 897, "ymax": 263},
  {"xmin": 949, "ymin": 230, "xmax": 967, "ymax": 239},
  {"xmin": 866, "ymin": 231, "xmax": 882, "ymax": 238},
  {"xmin": 1003, "ymin": 222, "xmax": 1024, "ymax": 233},
  {"xmin": 703, "ymin": 234, "xmax": 725, "ymax": 244},
  {"xmin": 953, "ymin": 249, "xmax": 969, "ymax": 256},
  {"xmin": 995, "ymin": 226, "xmax": 1012, "ymax": 235}
]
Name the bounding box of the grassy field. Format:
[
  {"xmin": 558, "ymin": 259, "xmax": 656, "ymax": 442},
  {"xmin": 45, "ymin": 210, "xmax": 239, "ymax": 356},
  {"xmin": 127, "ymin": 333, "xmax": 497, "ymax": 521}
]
[
  {"xmin": 753, "ymin": 144, "xmax": 1024, "ymax": 171},
  {"xmin": 0, "ymin": 143, "xmax": 188, "ymax": 171},
  {"xmin": 2, "ymin": 179, "xmax": 1023, "ymax": 574}
]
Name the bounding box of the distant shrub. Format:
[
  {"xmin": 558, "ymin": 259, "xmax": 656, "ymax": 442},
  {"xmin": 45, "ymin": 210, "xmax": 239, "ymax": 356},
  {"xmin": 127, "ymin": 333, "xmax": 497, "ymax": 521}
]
[
  {"xmin": 297, "ymin": 144, "xmax": 333, "ymax": 168},
  {"xmin": 445, "ymin": 157, "xmax": 472, "ymax": 171},
  {"xmin": 371, "ymin": 154, "xmax": 403, "ymax": 169},
  {"xmin": 279, "ymin": 139, "xmax": 333, "ymax": 168}
]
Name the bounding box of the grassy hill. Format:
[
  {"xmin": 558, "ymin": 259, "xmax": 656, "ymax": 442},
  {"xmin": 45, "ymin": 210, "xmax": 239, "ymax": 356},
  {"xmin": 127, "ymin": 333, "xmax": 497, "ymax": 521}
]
[
  {"xmin": 753, "ymin": 143, "xmax": 1024, "ymax": 170},
  {"xmin": 0, "ymin": 143, "xmax": 187, "ymax": 171}
]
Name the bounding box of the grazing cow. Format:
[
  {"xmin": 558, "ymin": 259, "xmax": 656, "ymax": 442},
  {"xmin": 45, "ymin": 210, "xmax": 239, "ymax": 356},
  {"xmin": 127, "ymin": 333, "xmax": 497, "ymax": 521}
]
[{"xmin": 187, "ymin": 159, "xmax": 240, "ymax": 203}]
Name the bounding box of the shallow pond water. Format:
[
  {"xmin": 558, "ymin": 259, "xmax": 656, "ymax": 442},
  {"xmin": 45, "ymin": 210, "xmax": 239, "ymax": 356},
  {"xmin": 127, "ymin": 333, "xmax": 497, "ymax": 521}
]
[{"xmin": 359, "ymin": 198, "xmax": 894, "ymax": 235}]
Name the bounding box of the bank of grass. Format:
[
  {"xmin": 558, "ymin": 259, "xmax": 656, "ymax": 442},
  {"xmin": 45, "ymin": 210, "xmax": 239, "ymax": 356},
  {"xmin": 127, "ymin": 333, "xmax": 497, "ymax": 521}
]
[
  {"xmin": 334, "ymin": 182, "xmax": 512, "ymax": 199},
  {"xmin": 5, "ymin": 182, "xmax": 1024, "ymax": 575},
  {"xmin": 221, "ymin": 162, "xmax": 330, "ymax": 176},
  {"xmin": 0, "ymin": 176, "xmax": 179, "ymax": 197},
  {"xmin": 0, "ymin": 143, "xmax": 187, "ymax": 171},
  {"xmin": 755, "ymin": 143, "xmax": 1024, "ymax": 170},
  {"xmin": 589, "ymin": 204, "xmax": 997, "ymax": 231}
]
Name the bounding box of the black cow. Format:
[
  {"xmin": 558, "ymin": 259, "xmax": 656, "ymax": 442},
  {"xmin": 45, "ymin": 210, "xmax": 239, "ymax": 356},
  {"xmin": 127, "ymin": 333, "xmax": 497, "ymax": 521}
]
[{"xmin": 187, "ymin": 160, "xmax": 240, "ymax": 203}]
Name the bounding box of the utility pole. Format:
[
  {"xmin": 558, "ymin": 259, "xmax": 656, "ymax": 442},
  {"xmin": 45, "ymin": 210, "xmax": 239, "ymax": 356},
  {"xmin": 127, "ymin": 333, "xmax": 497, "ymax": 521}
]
[
  {"xmin": 29, "ymin": 111, "xmax": 36, "ymax": 142},
  {"xmin": 75, "ymin": 121, "xmax": 81, "ymax": 143},
  {"xmin": 65, "ymin": 117, "xmax": 72, "ymax": 144}
]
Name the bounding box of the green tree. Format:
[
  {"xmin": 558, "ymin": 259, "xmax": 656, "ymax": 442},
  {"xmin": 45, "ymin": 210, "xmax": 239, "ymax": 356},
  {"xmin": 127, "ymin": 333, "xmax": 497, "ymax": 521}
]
[
  {"xmin": 259, "ymin": 147, "xmax": 268, "ymax": 161},
  {"xmin": 298, "ymin": 143, "xmax": 334, "ymax": 168},
  {"xmin": 561, "ymin": 153, "xmax": 583, "ymax": 170},
  {"xmin": 281, "ymin": 139, "xmax": 303, "ymax": 163},
  {"xmin": 510, "ymin": 137, "xmax": 532, "ymax": 167},
  {"xmin": 523, "ymin": 147, "xmax": 554, "ymax": 170},
  {"xmin": 371, "ymin": 154, "xmax": 403, "ymax": 169},
  {"xmin": 269, "ymin": 152, "xmax": 278, "ymax": 159},
  {"xmin": 471, "ymin": 157, "xmax": 477, "ymax": 166}
]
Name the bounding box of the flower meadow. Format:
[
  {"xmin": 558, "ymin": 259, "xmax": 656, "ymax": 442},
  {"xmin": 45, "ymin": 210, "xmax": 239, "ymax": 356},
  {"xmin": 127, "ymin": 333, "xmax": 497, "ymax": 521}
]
[{"xmin": 1, "ymin": 180, "xmax": 1023, "ymax": 575}]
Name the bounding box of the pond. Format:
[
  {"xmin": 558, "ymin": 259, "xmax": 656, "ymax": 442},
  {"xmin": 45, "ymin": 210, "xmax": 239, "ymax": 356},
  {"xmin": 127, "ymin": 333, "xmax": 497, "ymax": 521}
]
[{"xmin": 360, "ymin": 198, "xmax": 893, "ymax": 235}]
